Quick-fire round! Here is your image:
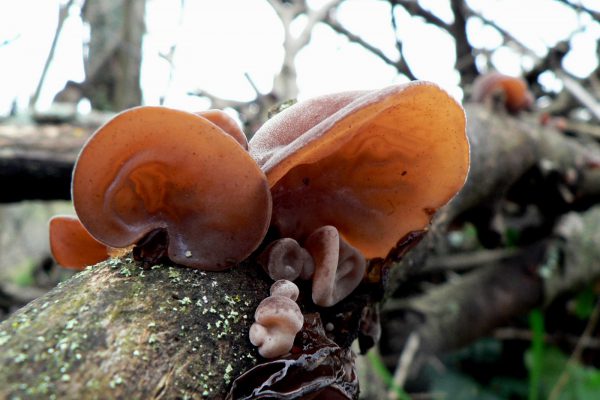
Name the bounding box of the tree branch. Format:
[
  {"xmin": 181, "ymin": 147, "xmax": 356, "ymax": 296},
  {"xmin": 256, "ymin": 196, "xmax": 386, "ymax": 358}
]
[
  {"xmin": 391, "ymin": 0, "xmax": 450, "ymax": 29},
  {"xmin": 0, "ymin": 259, "xmax": 270, "ymax": 399},
  {"xmin": 325, "ymin": 12, "xmax": 418, "ymax": 80}
]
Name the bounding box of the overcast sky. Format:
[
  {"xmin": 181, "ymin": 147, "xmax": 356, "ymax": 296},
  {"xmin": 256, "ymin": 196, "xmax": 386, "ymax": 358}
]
[{"xmin": 0, "ymin": 0, "xmax": 598, "ymax": 116}]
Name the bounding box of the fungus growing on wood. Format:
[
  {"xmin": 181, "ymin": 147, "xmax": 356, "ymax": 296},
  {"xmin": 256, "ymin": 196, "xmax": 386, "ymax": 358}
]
[
  {"xmin": 49, "ymin": 215, "xmax": 110, "ymax": 270},
  {"xmin": 472, "ymin": 72, "xmax": 534, "ymax": 113},
  {"xmin": 72, "ymin": 106, "xmax": 271, "ymax": 270},
  {"xmin": 259, "ymin": 238, "xmax": 314, "ymax": 281},
  {"xmin": 249, "ymin": 280, "xmax": 304, "ymax": 358},
  {"xmin": 304, "ymin": 226, "xmax": 366, "ymax": 307},
  {"xmin": 249, "ymin": 82, "xmax": 470, "ymax": 260},
  {"xmin": 230, "ymin": 313, "xmax": 358, "ymax": 399}
]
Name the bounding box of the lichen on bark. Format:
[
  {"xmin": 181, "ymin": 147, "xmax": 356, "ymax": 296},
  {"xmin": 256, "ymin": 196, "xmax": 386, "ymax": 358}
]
[{"xmin": 0, "ymin": 256, "xmax": 269, "ymax": 399}]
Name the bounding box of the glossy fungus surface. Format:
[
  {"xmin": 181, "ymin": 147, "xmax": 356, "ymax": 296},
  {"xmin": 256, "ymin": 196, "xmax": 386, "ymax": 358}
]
[
  {"xmin": 49, "ymin": 215, "xmax": 109, "ymax": 270},
  {"xmin": 250, "ymin": 82, "xmax": 470, "ymax": 259},
  {"xmin": 72, "ymin": 106, "xmax": 271, "ymax": 270}
]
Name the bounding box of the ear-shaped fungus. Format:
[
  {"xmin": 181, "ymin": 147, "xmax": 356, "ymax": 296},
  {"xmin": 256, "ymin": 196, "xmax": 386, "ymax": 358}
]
[
  {"xmin": 49, "ymin": 215, "xmax": 110, "ymax": 270},
  {"xmin": 249, "ymin": 82, "xmax": 470, "ymax": 259},
  {"xmin": 304, "ymin": 226, "xmax": 366, "ymax": 307},
  {"xmin": 472, "ymin": 72, "xmax": 533, "ymax": 113},
  {"xmin": 259, "ymin": 238, "xmax": 315, "ymax": 281},
  {"xmin": 72, "ymin": 106, "xmax": 271, "ymax": 270},
  {"xmin": 249, "ymin": 280, "xmax": 304, "ymax": 358}
]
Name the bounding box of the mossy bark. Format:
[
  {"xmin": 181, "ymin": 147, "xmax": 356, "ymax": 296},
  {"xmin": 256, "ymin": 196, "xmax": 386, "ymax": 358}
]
[{"xmin": 0, "ymin": 257, "xmax": 269, "ymax": 399}]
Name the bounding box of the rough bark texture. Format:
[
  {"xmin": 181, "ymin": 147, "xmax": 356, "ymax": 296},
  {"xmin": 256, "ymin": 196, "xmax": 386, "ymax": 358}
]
[{"xmin": 0, "ymin": 258, "xmax": 269, "ymax": 399}]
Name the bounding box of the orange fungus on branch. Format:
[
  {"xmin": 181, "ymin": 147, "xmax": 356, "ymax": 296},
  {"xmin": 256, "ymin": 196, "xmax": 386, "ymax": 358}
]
[
  {"xmin": 250, "ymin": 81, "xmax": 470, "ymax": 260},
  {"xmin": 49, "ymin": 215, "xmax": 110, "ymax": 270},
  {"xmin": 71, "ymin": 106, "xmax": 271, "ymax": 270},
  {"xmin": 472, "ymin": 72, "xmax": 534, "ymax": 113}
]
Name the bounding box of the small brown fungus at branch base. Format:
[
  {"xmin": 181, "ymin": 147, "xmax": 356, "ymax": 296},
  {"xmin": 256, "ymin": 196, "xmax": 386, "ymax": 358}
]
[
  {"xmin": 249, "ymin": 280, "xmax": 304, "ymax": 359},
  {"xmin": 471, "ymin": 72, "xmax": 534, "ymax": 114},
  {"xmin": 49, "ymin": 215, "xmax": 111, "ymax": 270},
  {"xmin": 229, "ymin": 313, "xmax": 357, "ymax": 400},
  {"xmin": 249, "ymin": 81, "xmax": 470, "ymax": 262},
  {"xmin": 70, "ymin": 106, "xmax": 272, "ymax": 270},
  {"xmin": 131, "ymin": 228, "xmax": 170, "ymax": 267},
  {"xmin": 259, "ymin": 238, "xmax": 315, "ymax": 281},
  {"xmin": 304, "ymin": 226, "xmax": 367, "ymax": 307}
]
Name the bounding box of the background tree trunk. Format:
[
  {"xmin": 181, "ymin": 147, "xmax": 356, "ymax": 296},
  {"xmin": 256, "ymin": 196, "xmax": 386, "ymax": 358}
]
[{"xmin": 82, "ymin": 0, "xmax": 145, "ymax": 111}]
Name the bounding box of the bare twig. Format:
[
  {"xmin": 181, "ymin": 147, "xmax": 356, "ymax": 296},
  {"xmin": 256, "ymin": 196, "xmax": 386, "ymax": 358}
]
[
  {"xmin": 293, "ymin": 0, "xmax": 342, "ymax": 51},
  {"xmin": 494, "ymin": 327, "xmax": 600, "ymax": 350},
  {"xmin": 325, "ymin": 12, "xmax": 418, "ymax": 80},
  {"xmin": 467, "ymin": 10, "xmax": 533, "ymax": 57},
  {"xmin": 189, "ymin": 89, "xmax": 249, "ymax": 110},
  {"xmin": 388, "ymin": 332, "xmax": 420, "ymax": 400},
  {"xmin": 557, "ymin": 71, "xmax": 600, "ymax": 121},
  {"xmin": 450, "ymin": 0, "xmax": 478, "ymax": 84},
  {"xmin": 191, "ymin": 0, "xmax": 344, "ymax": 133},
  {"xmin": 554, "ymin": 0, "xmax": 600, "ymax": 22},
  {"xmin": 390, "ymin": 0, "xmax": 450, "ymax": 29},
  {"xmin": 30, "ymin": 0, "xmax": 75, "ymax": 110},
  {"xmin": 548, "ymin": 298, "xmax": 600, "ymax": 400},
  {"xmin": 389, "ymin": 3, "xmax": 418, "ymax": 81},
  {"xmin": 158, "ymin": 0, "xmax": 185, "ymax": 105},
  {"xmin": 422, "ymin": 248, "xmax": 520, "ymax": 273},
  {"xmin": 562, "ymin": 119, "xmax": 600, "ymax": 139},
  {"xmin": 265, "ymin": 0, "xmax": 306, "ymax": 22},
  {"xmin": 244, "ymin": 73, "xmax": 262, "ymax": 97}
]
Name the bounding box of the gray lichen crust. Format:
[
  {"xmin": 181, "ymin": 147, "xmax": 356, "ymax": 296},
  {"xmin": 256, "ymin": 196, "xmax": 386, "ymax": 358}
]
[{"xmin": 0, "ymin": 256, "xmax": 269, "ymax": 399}]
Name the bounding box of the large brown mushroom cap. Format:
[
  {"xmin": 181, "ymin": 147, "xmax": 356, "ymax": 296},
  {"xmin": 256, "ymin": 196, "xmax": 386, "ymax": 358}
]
[
  {"xmin": 249, "ymin": 81, "xmax": 469, "ymax": 259},
  {"xmin": 72, "ymin": 106, "xmax": 271, "ymax": 270}
]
